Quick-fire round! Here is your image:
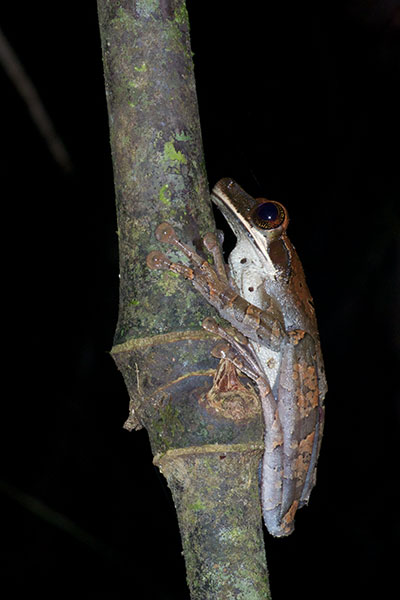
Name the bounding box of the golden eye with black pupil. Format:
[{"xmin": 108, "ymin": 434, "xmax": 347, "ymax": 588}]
[{"xmin": 251, "ymin": 201, "xmax": 285, "ymax": 230}]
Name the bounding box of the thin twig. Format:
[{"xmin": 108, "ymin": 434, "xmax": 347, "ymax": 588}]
[{"xmin": 0, "ymin": 27, "xmax": 72, "ymax": 172}]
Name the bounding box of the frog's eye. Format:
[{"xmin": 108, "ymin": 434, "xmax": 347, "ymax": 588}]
[{"xmin": 251, "ymin": 201, "xmax": 286, "ymax": 230}]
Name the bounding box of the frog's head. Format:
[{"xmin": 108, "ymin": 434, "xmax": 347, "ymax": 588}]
[{"xmin": 211, "ymin": 178, "xmax": 290, "ymax": 273}]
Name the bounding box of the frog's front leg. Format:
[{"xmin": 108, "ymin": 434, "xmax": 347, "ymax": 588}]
[{"xmin": 147, "ymin": 223, "xmax": 287, "ymax": 352}]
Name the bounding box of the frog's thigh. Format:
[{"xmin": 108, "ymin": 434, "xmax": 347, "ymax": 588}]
[{"xmin": 278, "ymin": 332, "xmax": 322, "ymax": 520}]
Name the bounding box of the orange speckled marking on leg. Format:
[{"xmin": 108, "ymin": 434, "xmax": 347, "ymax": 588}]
[
  {"xmin": 294, "ymin": 432, "xmax": 316, "ymax": 479},
  {"xmin": 294, "ymin": 360, "xmax": 319, "ymax": 417},
  {"xmin": 281, "ymin": 500, "xmax": 299, "ymax": 533},
  {"xmin": 288, "ymin": 329, "xmax": 307, "ymax": 345}
]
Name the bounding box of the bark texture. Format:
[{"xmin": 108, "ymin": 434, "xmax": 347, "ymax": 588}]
[{"xmin": 97, "ymin": 1, "xmax": 271, "ymax": 597}]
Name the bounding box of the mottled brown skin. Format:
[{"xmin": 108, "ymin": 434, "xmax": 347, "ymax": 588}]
[{"xmin": 147, "ymin": 178, "xmax": 327, "ymax": 537}]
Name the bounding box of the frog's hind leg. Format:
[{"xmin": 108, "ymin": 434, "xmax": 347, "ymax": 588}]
[
  {"xmin": 203, "ymin": 317, "xmax": 287, "ymax": 538},
  {"xmin": 270, "ymin": 331, "xmax": 324, "ymax": 536}
]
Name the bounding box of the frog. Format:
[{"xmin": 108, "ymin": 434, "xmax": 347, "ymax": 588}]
[{"xmin": 147, "ymin": 178, "xmax": 327, "ymax": 536}]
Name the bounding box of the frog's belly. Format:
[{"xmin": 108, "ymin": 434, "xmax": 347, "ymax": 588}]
[
  {"xmin": 249, "ymin": 341, "xmax": 281, "ymax": 391},
  {"xmin": 229, "ymin": 243, "xmax": 282, "ymax": 389}
]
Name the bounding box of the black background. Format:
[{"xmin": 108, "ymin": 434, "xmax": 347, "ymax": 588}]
[{"xmin": 1, "ymin": 1, "xmax": 399, "ymax": 598}]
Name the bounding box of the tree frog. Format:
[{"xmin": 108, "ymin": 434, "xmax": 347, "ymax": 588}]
[{"xmin": 147, "ymin": 178, "xmax": 327, "ymax": 537}]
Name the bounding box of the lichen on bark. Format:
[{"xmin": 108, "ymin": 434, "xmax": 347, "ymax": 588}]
[
  {"xmin": 98, "ymin": 0, "xmax": 213, "ymax": 346},
  {"xmin": 97, "ymin": 1, "xmax": 271, "ymax": 598}
]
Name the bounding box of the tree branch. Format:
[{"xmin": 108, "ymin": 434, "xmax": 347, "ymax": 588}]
[{"xmin": 97, "ymin": 1, "xmax": 271, "ymax": 597}]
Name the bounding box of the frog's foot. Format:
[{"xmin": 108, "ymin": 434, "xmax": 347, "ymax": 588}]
[{"xmin": 202, "ymin": 317, "xmax": 272, "ymax": 396}]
